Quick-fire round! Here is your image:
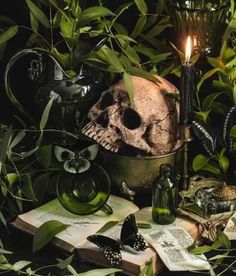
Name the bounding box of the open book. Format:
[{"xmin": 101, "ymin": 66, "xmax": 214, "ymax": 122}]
[{"xmin": 12, "ymin": 195, "xmax": 203, "ymax": 276}]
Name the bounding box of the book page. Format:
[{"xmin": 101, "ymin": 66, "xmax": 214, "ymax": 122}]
[
  {"xmin": 224, "ymin": 211, "xmax": 236, "ymax": 240},
  {"xmin": 143, "ymin": 227, "xmax": 210, "ymax": 272},
  {"xmin": 133, "ymin": 207, "xmax": 209, "ymax": 272},
  {"xmin": 18, "ymin": 195, "xmax": 139, "ymax": 248},
  {"xmin": 134, "ymin": 207, "xmax": 201, "ymax": 240}
]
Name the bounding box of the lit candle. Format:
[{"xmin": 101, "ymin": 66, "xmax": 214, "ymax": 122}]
[{"xmin": 180, "ymin": 36, "xmax": 195, "ymax": 127}]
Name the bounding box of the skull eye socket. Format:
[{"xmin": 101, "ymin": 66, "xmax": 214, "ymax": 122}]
[
  {"xmin": 99, "ymin": 93, "xmax": 114, "ymax": 110},
  {"xmin": 121, "ymin": 108, "xmax": 141, "ymax": 130},
  {"xmin": 96, "ymin": 111, "xmax": 109, "ymax": 128}
]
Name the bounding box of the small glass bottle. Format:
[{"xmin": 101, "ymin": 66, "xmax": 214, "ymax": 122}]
[{"xmin": 152, "ymin": 163, "xmax": 177, "ymax": 224}]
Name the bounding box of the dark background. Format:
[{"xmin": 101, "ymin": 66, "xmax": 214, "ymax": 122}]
[{"xmin": 0, "ymin": 1, "xmax": 30, "ymax": 124}]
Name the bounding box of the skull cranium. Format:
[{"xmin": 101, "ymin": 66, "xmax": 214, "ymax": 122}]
[{"xmin": 82, "ymin": 75, "xmax": 179, "ymax": 156}]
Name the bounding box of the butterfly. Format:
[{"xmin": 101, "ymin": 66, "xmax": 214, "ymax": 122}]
[
  {"xmin": 87, "ymin": 213, "xmax": 147, "ymax": 265},
  {"xmin": 54, "ymin": 144, "xmax": 99, "ymax": 174}
]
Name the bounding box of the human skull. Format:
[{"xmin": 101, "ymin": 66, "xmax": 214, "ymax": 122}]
[{"xmin": 82, "ymin": 75, "xmax": 179, "ymax": 156}]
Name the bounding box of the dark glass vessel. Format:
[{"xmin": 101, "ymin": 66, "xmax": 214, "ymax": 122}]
[
  {"xmin": 167, "ymin": 0, "xmax": 230, "ymax": 57},
  {"xmin": 152, "ymin": 163, "xmax": 177, "ymax": 224}
]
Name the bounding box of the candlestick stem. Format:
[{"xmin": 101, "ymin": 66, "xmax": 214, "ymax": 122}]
[{"xmin": 180, "ymin": 126, "xmax": 193, "ymax": 190}]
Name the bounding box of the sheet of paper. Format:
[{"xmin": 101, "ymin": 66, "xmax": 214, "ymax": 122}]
[
  {"xmin": 224, "ymin": 211, "xmax": 236, "ymax": 240},
  {"xmin": 134, "ymin": 207, "xmax": 209, "ymax": 272},
  {"xmin": 18, "ymin": 195, "xmax": 139, "ymax": 248},
  {"xmin": 143, "ymin": 227, "xmax": 210, "ymax": 272}
]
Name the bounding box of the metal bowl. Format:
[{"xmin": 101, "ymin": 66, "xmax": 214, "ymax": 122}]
[{"xmin": 98, "ymin": 142, "xmax": 183, "ymax": 196}]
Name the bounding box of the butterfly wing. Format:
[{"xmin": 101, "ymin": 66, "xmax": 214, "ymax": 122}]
[
  {"xmin": 87, "ymin": 235, "xmax": 122, "ymax": 265},
  {"xmin": 54, "ymin": 146, "xmax": 74, "ymax": 162},
  {"xmin": 120, "ymin": 214, "xmax": 147, "ymax": 251},
  {"xmin": 80, "ymin": 144, "xmax": 99, "ymax": 160}
]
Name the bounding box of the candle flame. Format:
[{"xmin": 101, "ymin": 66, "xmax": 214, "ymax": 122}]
[{"xmin": 185, "ymin": 36, "xmax": 192, "ymax": 63}]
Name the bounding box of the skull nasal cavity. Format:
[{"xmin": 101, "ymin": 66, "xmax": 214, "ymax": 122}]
[
  {"xmin": 122, "ymin": 108, "xmax": 141, "ymax": 130},
  {"xmin": 99, "ymin": 93, "xmax": 114, "ymax": 109},
  {"xmin": 96, "ymin": 111, "xmax": 109, "ymax": 128}
]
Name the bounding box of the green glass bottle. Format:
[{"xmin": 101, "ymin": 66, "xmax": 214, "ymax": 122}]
[{"xmin": 152, "ymin": 163, "xmax": 177, "ymax": 224}]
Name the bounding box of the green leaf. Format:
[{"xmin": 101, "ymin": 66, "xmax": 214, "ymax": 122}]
[
  {"xmin": 222, "ymin": 19, "xmax": 236, "ymax": 47},
  {"xmin": 209, "ymin": 266, "xmax": 216, "ymax": 276},
  {"xmin": 39, "ymin": 98, "xmax": 54, "ymax": 130},
  {"xmin": 207, "ymin": 57, "xmax": 224, "ymax": 69},
  {"xmin": 150, "ymin": 52, "xmax": 171, "ymax": 63},
  {"xmin": 32, "ymin": 173, "xmax": 50, "ymax": 204},
  {"xmin": 0, "ymin": 262, "xmax": 12, "ymax": 271},
  {"xmin": 96, "ymin": 221, "xmax": 118, "ymax": 234},
  {"xmin": 211, "ymin": 101, "xmax": 228, "ymax": 116},
  {"xmin": 33, "ymin": 220, "xmax": 69, "ymax": 252},
  {"xmin": 146, "ymin": 17, "xmax": 171, "ymax": 38},
  {"xmin": 202, "ymin": 92, "xmax": 224, "ymax": 111},
  {"xmin": 26, "ymin": 0, "xmax": 50, "ymax": 28},
  {"xmin": 59, "ymin": 16, "xmax": 75, "ymax": 39},
  {"xmin": 146, "ymin": 260, "xmax": 153, "ymax": 276},
  {"xmin": 114, "ymin": 34, "xmax": 136, "ymax": 43},
  {"xmin": 221, "ymin": 45, "xmax": 235, "ymax": 64},
  {"xmin": 123, "ymin": 72, "xmax": 134, "ymax": 105},
  {"xmin": 48, "ymin": 0, "xmax": 70, "ymax": 21},
  {"xmin": 76, "ymin": 268, "xmax": 122, "ymax": 276},
  {"xmin": 0, "ymin": 248, "xmax": 12, "ymax": 254},
  {"xmin": 134, "ymin": 0, "xmax": 148, "ymax": 15},
  {"xmin": 225, "ymin": 57, "xmax": 236, "ymax": 68},
  {"xmin": 231, "ymin": 125, "xmax": 236, "ymax": 137},
  {"xmin": 217, "ymin": 231, "xmax": 231, "ymax": 250},
  {"xmin": 56, "ymin": 254, "xmax": 74, "ymax": 269},
  {"xmin": 79, "ymin": 7, "xmax": 114, "ymax": 26},
  {"xmin": 137, "ymin": 222, "xmax": 152, "ymax": 229},
  {"xmin": 9, "ymin": 129, "xmax": 25, "ymax": 149},
  {"xmin": 123, "ymin": 45, "xmax": 140, "ymax": 64},
  {"xmin": 0, "ymin": 25, "xmax": 18, "ymax": 46},
  {"xmin": 131, "ymin": 15, "xmax": 147, "ymax": 39},
  {"xmin": 36, "ymin": 144, "xmax": 52, "ymax": 169},
  {"xmin": 0, "ymin": 211, "xmax": 7, "ymax": 227},
  {"xmin": 197, "ymin": 68, "xmax": 220, "ymax": 92},
  {"xmin": 0, "ymin": 126, "xmax": 12, "ymax": 166},
  {"xmin": 12, "ymin": 260, "xmax": 31, "ymax": 271},
  {"xmin": 188, "ymin": 245, "xmax": 212, "ymax": 255},
  {"xmin": 52, "ymin": 47, "xmax": 72, "ymax": 70},
  {"xmin": 187, "ymin": 239, "xmax": 197, "ymax": 252},
  {"xmin": 66, "ymin": 264, "xmax": 78, "ymax": 275},
  {"xmin": 170, "ymin": 42, "xmax": 185, "ymax": 61},
  {"xmin": 128, "ymin": 67, "xmax": 158, "ymax": 82},
  {"xmin": 102, "ymin": 47, "xmax": 124, "ymax": 73},
  {"xmin": 138, "ymin": 262, "xmax": 150, "ymax": 276},
  {"xmin": 30, "ymin": 11, "xmax": 39, "ymax": 33},
  {"xmin": 203, "ymin": 163, "xmax": 222, "ymax": 175},
  {"xmin": 6, "ymin": 173, "xmax": 19, "ymax": 187},
  {"xmin": 53, "ymin": 11, "xmax": 62, "ymax": 28},
  {"xmin": 194, "ymin": 111, "xmax": 210, "ymax": 122},
  {"xmin": 21, "ymin": 173, "xmax": 37, "ymax": 201},
  {"xmin": 233, "ymin": 85, "xmax": 236, "ymax": 105},
  {"xmin": 182, "ymin": 204, "xmax": 205, "ymax": 217},
  {"xmin": 192, "ymin": 154, "xmax": 210, "ymax": 172},
  {"xmin": 191, "ymin": 53, "xmax": 200, "ymax": 64},
  {"xmin": 209, "ymin": 254, "xmax": 233, "ymax": 261},
  {"xmin": 219, "ymin": 148, "xmax": 229, "ymax": 175}
]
